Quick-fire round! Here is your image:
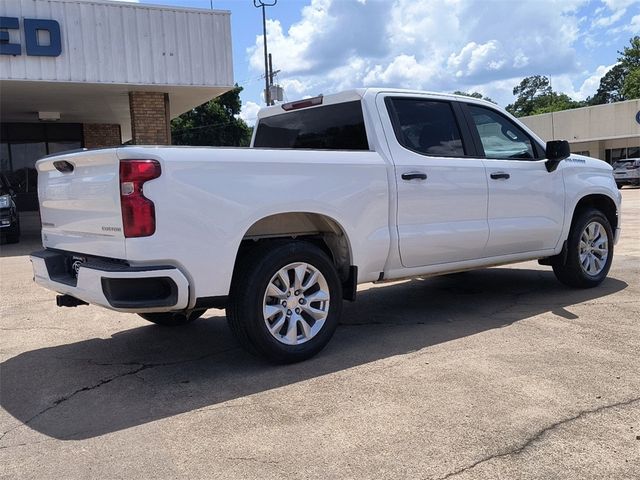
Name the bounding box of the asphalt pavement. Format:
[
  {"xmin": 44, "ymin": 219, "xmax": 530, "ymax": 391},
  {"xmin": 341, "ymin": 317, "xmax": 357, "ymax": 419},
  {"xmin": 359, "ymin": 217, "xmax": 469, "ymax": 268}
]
[{"xmin": 1, "ymin": 189, "xmax": 639, "ymax": 479}]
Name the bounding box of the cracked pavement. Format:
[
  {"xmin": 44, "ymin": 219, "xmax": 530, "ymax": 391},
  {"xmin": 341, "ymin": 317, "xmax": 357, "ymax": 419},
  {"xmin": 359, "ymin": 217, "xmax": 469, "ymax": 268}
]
[{"xmin": 1, "ymin": 188, "xmax": 639, "ymax": 479}]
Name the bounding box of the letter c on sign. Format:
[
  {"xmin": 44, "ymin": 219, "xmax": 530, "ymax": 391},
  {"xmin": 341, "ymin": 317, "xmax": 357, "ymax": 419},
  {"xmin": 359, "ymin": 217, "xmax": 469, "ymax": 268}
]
[{"xmin": 24, "ymin": 18, "xmax": 61, "ymax": 56}]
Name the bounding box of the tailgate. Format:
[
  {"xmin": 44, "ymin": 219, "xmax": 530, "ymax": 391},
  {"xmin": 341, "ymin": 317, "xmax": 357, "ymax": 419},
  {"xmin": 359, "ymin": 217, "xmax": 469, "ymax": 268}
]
[{"xmin": 36, "ymin": 149, "xmax": 126, "ymax": 259}]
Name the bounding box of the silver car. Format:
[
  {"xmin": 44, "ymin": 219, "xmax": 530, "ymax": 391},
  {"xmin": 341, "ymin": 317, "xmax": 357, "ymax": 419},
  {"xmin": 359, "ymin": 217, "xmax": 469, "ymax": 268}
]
[{"xmin": 613, "ymin": 158, "xmax": 640, "ymax": 188}]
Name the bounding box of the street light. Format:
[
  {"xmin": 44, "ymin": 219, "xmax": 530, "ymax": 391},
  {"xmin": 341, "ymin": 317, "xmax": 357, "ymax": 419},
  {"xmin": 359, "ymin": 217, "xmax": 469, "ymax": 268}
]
[{"xmin": 253, "ymin": 0, "xmax": 277, "ymax": 106}]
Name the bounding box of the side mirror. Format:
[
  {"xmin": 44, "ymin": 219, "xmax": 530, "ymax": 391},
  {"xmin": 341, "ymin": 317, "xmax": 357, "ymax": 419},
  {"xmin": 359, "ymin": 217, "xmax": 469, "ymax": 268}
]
[{"xmin": 545, "ymin": 140, "xmax": 571, "ymax": 172}]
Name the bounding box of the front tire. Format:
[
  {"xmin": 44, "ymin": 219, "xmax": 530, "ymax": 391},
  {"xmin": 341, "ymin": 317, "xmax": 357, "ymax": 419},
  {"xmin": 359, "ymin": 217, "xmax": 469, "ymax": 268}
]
[
  {"xmin": 227, "ymin": 240, "xmax": 343, "ymax": 363},
  {"xmin": 552, "ymin": 208, "xmax": 613, "ymax": 288},
  {"xmin": 138, "ymin": 309, "xmax": 206, "ymax": 326}
]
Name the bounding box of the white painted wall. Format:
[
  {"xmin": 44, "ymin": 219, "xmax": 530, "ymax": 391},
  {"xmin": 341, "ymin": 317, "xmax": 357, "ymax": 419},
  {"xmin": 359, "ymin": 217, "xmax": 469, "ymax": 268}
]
[
  {"xmin": 521, "ymin": 99, "xmax": 640, "ymax": 143},
  {"xmin": 0, "ymin": 0, "xmax": 232, "ymax": 87}
]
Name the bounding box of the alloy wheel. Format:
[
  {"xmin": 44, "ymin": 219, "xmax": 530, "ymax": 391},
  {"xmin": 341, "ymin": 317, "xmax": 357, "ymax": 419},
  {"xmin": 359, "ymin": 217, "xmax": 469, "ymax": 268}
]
[
  {"xmin": 262, "ymin": 262, "xmax": 330, "ymax": 345},
  {"xmin": 579, "ymin": 221, "xmax": 609, "ymax": 276}
]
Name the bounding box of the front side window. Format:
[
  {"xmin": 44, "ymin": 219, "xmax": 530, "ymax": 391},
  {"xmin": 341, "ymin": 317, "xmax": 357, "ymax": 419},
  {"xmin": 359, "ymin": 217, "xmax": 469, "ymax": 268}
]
[
  {"xmin": 468, "ymin": 105, "xmax": 536, "ymax": 160},
  {"xmin": 253, "ymin": 101, "xmax": 369, "ymax": 150},
  {"xmin": 386, "ymin": 98, "xmax": 465, "ymax": 157}
]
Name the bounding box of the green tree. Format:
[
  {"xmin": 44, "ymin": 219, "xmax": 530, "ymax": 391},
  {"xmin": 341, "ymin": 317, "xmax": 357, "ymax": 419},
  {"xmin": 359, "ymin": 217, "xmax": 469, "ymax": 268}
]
[
  {"xmin": 506, "ymin": 75, "xmax": 586, "ymax": 117},
  {"xmin": 588, "ymin": 64, "xmax": 626, "ymax": 104},
  {"xmin": 589, "ymin": 36, "xmax": 640, "ymax": 104},
  {"xmin": 530, "ymin": 92, "xmax": 586, "ymax": 115},
  {"xmin": 619, "ymin": 36, "xmax": 640, "ymax": 69},
  {"xmin": 622, "ymin": 68, "xmax": 640, "ymax": 99},
  {"xmin": 506, "ymin": 75, "xmax": 551, "ymax": 116},
  {"xmin": 171, "ymin": 86, "xmax": 252, "ymax": 147},
  {"xmin": 452, "ymin": 91, "xmax": 496, "ymax": 103},
  {"xmin": 620, "ymin": 36, "xmax": 640, "ymax": 99}
]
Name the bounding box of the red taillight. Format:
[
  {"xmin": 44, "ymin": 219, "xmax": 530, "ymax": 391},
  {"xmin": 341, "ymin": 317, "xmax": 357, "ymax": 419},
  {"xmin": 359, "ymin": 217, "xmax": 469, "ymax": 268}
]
[{"xmin": 119, "ymin": 159, "xmax": 161, "ymax": 238}]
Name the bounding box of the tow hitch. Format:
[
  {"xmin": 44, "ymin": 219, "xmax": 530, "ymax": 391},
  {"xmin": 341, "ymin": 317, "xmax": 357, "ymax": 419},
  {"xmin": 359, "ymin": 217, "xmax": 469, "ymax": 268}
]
[{"xmin": 56, "ymin": 294, "xmax": 88, "ymax": 308}]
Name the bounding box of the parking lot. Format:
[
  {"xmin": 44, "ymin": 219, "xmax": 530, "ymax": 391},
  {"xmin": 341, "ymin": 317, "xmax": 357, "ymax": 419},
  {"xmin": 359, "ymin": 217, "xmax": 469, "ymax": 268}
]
[{"xmin": 1, "ymin": 188, "xmax": 638, "ymax": 479}]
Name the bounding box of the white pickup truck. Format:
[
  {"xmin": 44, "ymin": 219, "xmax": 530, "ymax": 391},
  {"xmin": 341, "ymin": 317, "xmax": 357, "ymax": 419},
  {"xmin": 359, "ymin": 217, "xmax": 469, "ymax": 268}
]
[{"xmin": 31, "ymin": 89, "xmax": 621, "ymax": 362}]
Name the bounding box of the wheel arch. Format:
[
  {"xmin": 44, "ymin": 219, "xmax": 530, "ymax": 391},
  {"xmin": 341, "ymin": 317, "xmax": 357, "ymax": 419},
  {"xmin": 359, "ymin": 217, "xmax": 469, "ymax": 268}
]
[
  {"xmin": 571, "ymin": 194, "xmax": 618, "ymax": 232},
  {"xmin": 235, "ymin": 211, "xmax": 355, "ymax": 284}
]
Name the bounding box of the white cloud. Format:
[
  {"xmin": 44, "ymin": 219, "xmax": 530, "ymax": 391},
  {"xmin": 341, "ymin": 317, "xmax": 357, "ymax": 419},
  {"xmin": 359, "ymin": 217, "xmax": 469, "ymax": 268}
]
[
  {"xmin": 279, "ymin": 78, "xmax": 309, "ymax": 97},
  {"xmin": 363, "ymin": 55, "xmax": 438, "ymax": 88},
  {"xmin": 246, "ymin": 0, "xmax": 612, "ymax": 107},
  {"xmin": 576, "ymin": 64, "xmax": 617, "ymax": 99},
  {"xmin": 461, "ymin": 77, "xmax": 523, "ymax": 106},
  {"xmin": 248, "ymin": 0, "xmax": 334, "ymax": 75},
  {"xmin": 592, "ymin": 0, "xmax": 640, "ymax": 28},
  {"xmin": 627, "ymin": 14, "xmax": 640, "ymax": 33},
  {"xmin": 538, "ymin": 64, "xmax": 616, "ymax": 102},
  {"xmin": 448, "ymin": 41, "xmax": 505, "ymax": 78},
  {"xmin": 601, "ymin": 0, "xmax": 639, "ymax": 11},
  {"xmin": 594, "ymin": 7, "xmax": 627, "ymax": 26},
  {"xmin": 238, "ymin": 101, "xmax": 261, "ymax": 126}
]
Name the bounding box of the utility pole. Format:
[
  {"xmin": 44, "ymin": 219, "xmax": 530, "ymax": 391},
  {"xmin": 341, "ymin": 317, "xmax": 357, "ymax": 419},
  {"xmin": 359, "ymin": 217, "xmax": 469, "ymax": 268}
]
[
  {"xmin": 268, "ymin": 53, "xmax": 281, "ymax": 93},
  {"xmin": 254, "ymin": 0, "xmax": 277, "ymax": 106}
]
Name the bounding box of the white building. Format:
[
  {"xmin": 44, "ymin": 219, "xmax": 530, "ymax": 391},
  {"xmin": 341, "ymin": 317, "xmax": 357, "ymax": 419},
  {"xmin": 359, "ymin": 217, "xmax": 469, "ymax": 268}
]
[
  {"xmin": 520, "ymin": 99, "xmax": 640, "ymax": 163},
  {"xmin": 1, "ymin": 0, "xmax": 233, "ymax": 212}
]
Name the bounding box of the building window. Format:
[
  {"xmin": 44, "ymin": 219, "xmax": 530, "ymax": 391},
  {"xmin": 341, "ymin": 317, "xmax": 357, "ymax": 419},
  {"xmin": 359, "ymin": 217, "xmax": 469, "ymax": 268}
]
[
  {"xmin": 605, "ymin": 146, "xmax": 640, "ymax": 164},
  {"xmin": 0, "ymin": 123, "xmax": 83, "ymax": 211},
  {"xmin": 572, "ymin": 150, "xmax": 590, "ymax": 156}
]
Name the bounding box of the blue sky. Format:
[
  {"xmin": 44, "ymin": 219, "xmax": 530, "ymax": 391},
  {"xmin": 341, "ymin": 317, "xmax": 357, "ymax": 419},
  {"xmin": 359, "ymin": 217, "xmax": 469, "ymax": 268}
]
[{"xmin": 130, "ymin": 0, "xmax": 639, "ymax": 123}]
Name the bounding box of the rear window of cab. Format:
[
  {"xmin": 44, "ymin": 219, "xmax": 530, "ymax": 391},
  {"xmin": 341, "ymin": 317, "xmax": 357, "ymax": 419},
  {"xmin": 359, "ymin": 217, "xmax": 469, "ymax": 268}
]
[{"xmin": 253, "ymin": 101, "xmax": 369, "ymax": 150}]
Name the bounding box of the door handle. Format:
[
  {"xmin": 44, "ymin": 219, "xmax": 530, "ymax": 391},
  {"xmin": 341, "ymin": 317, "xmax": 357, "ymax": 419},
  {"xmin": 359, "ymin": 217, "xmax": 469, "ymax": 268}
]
[
  {"xmin": 490, "ymin": 172, "xmax": 510, "ymax": 180},
  {"xmin": 401, "ymin": 171, "xmax": 427, "ymax": 181}
]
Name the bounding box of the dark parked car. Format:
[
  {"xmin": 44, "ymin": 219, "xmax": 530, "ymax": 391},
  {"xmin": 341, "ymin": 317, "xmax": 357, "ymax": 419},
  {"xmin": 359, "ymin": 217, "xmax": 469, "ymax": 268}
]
[{"xmin": 0, "ymin": 174, "xmax": 20, "ymax": 244}]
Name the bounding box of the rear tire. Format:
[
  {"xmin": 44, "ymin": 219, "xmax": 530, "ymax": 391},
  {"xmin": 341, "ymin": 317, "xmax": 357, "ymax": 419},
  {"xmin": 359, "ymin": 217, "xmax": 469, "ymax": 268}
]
[
  {"xmin": 4, "ymin": 234, "xmax": 19, "ymax": 244},
  {"xmin": 227, "ymin": 240, "xmax": 343, "ymax": 363},
  {"xmin": 138, "ymin": 309, "xmax": 206, "ymax": 326},
  {"xmin": 4, "ymin": 221, "xmax": 20, "ymax": 244},
  {"xmin": 552, "ymin": 208, "xmax": 613, "ymax": 288}
]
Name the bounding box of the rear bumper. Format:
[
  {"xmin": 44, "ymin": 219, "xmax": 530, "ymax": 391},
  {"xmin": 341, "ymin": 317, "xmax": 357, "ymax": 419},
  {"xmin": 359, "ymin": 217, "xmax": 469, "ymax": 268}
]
[
  {"xmin": 614, "ymin": 172, "xmax": 640, "ymax": 184},
  {"xmin": 30, "ymin": 249, "xmax": 190, "ymax": 313}
]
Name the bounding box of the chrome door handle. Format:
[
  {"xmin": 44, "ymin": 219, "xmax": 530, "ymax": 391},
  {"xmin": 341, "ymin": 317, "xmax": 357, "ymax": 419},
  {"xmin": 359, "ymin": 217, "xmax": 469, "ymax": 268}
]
[
  {"xmin": 490, "ymin": 172, "xmax": 510, "ymax": 180},
  {"xmin": 401, "ymin": 171, "xmax": 427, "ymax": 181}
]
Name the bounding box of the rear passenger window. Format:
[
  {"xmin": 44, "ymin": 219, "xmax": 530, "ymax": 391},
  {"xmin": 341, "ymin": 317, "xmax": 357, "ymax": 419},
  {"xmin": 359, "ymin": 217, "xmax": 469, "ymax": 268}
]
[
  {"xmin": 253, "ymin": 101, "xmax": 369, "ymax": 150},
  {"xmin": 386, "ymin": 98, "xmax": 465, "ymax": 157}
]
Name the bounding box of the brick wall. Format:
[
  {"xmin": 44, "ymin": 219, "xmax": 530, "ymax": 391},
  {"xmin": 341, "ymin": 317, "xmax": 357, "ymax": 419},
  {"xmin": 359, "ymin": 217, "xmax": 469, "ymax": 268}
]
[
  {"xmin": 83, "ymin": 123, "xmax": 122, "ymax": 148},
  {"xmin": 129, "ymin": 91, "xmax": 171, "ymax": 145}
]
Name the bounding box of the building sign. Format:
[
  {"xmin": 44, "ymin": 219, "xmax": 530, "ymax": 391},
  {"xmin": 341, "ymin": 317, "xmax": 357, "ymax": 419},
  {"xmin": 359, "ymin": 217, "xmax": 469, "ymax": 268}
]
[
  {"xmin": 0, "ymin": 17, "xmax": 61, "ymax": 56},
  {"xmin": 636, "ymin": 110, "xmax": 640, "ymax": 126}
]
